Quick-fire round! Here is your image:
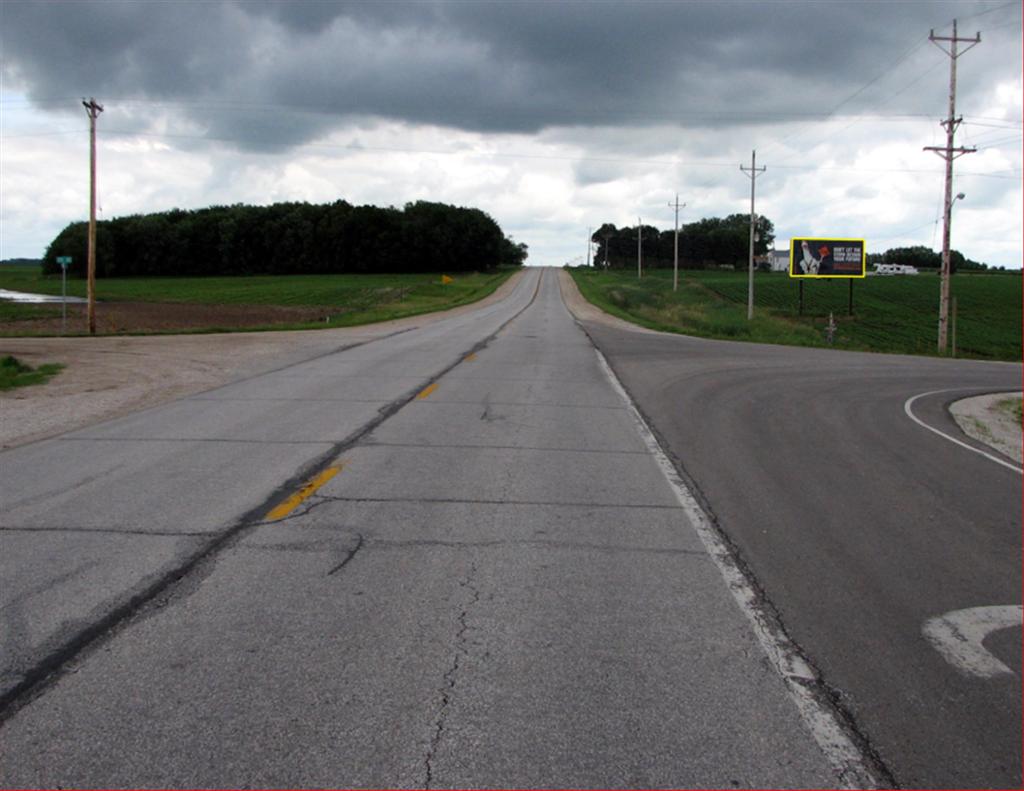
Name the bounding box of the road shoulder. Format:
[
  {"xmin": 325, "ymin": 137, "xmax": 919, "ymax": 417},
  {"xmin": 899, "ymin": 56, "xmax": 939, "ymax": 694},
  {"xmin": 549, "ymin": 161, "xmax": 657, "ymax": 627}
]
[
  {"xmin": 950, "ymin": 391, "xmax": 1022, "ymax": 463},
  {"xmin": 0, "ymin": 270, "xmax": 524, "ymax": 450}
]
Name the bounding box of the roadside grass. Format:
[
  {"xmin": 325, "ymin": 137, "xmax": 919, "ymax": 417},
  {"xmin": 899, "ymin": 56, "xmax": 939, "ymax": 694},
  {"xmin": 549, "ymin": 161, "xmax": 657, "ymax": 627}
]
[
  {"xmin": 998, "ymin": 397, "xmax": 1023, "ymax": 426},
  {"xmin": 568, "ymin": 267, "xmax": 1022, "ymax": 361},
  {"xmin": 0, "ymin": 302, "xmax": 61, "ymax": 323},
  {"xmin": 0, "ymin": 267, "xmax": 518, "ymax": 335},
  {"xmin": 0, "ymin": 354, "xmax": 64, "ymax": 391}
]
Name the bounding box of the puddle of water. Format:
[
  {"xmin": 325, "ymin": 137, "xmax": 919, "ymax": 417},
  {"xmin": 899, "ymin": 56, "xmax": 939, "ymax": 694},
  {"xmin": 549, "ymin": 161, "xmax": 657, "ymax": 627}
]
[{"xmin": 0, "ymin": 289, "xmax": 88, "ymax": 304}]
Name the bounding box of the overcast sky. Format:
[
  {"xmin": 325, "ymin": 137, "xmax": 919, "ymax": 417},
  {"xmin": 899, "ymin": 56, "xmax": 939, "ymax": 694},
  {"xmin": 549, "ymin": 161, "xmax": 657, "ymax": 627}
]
[{"xmin": 1, "ymin": 0, "xmax": 1021, "ymax": 268}]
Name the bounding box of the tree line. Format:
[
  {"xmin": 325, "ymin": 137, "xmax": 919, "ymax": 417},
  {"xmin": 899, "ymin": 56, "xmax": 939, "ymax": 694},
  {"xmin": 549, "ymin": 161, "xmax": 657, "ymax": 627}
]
[
  {"xmin": 42, "ymin": 200, "xmax": 528, "ymax": 278},
  {"xmin": 589, "ymin": 219, "xmax": 1001, "ymax": 273},
  {"xmin": 866, "ymin": 245, "xmax": 1001, "ymax": 273},
  {"xmin": 590, "ymin": 214, "xmax": 775, "ymax": 269}
]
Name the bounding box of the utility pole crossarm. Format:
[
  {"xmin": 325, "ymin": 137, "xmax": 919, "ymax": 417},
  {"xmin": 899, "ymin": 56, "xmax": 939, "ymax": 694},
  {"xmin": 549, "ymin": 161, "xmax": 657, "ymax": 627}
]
[{"xmin": 929, "ymin": 27, "xmax": 981, "ymax": 57}]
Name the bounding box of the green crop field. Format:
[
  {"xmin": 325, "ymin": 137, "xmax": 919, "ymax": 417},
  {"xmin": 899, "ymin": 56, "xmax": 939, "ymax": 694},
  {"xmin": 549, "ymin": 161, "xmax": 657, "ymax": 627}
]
[
  {"xmin": 0, "ymin": 266, "xmax": 518, "ymax": 335},
  {"xmin": 569, "ymin": 267, "xmax": 1021, "ymax": 361}
]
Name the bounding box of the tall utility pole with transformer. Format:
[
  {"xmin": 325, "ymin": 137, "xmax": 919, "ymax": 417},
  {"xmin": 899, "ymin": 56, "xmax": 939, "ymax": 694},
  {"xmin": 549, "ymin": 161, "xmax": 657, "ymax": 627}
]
[{"xmin": 924, "ymin": 19, "xmax": 980, "ymax": 354}]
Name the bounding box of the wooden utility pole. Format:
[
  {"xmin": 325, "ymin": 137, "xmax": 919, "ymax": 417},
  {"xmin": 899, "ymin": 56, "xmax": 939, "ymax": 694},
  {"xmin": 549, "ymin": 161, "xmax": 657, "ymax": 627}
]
[
  {"xmin": 924, "ymin": 19, "xmax": 979, "ymax": 354},
  {"xmin": 740, "ymin": 150, "xmax": 765, "ymax": 320},
  {"xmin": 637, "ymin": 217, "xmax": 643, "ymax": 279},
  {"xmin": 603, "ymin": 233, "xmax": 611, "ymax": 268},
  {"xmin": 83, "ymin": 97, "xmax": 103, "ymax": 335},
  {"xmin": 668, "ymin": 194, "xmax": 685, "ymax": 292}
]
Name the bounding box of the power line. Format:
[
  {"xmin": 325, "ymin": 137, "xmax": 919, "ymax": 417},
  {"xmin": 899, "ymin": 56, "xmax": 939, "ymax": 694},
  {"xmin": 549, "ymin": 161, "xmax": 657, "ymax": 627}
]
[{"xmin": 3, "ymin": 125, "xmax": 1016, "ymax": 181}]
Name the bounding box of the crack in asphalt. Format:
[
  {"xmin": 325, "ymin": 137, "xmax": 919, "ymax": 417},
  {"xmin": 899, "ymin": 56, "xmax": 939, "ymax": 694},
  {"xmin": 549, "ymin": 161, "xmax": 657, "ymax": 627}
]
[
  {"xmin": 424, "ymin": 563, "xmax": 481, "ymax": 789},
  {"xmin": 0, "ymin": 271, "xmax": 542, "ymax": 724},
  {"xmin": 326, "ymin": 533, "xmax": 365, "ymax": 576}
]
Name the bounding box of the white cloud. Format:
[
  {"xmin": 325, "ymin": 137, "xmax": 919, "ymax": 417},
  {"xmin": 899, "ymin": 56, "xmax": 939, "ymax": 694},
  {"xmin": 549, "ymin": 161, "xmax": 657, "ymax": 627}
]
[{"xmin": 1, "ymin": 1, "xmax": 1020, "ymax": 268}]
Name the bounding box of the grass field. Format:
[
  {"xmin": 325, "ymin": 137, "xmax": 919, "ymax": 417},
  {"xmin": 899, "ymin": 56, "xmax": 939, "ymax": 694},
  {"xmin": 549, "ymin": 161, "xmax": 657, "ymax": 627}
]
[
  {"xmin": 0, "ymin": 266, "xmax": 518, "ymax": 335},
  {"xmin": 569, "ymin": 267, "xmax": 1022, "ymax": 361}
]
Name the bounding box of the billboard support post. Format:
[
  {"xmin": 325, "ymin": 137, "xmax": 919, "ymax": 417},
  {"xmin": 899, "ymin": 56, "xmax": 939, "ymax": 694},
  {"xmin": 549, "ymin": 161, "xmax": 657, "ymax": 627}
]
[
  {"xmin": 798, "ymin": 281, "xmax": 804, "ymax": 316},
  {"xmin": 848, "ymin": 280, "xmax": 854, "ymax": 316}
]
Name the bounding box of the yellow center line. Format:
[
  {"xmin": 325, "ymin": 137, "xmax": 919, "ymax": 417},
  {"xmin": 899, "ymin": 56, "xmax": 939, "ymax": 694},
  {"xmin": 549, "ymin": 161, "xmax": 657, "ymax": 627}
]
[
  {"xmin": 266, "ymin": 465, "xmax": 342, "ymax": 521},
  {"xmin": 465, "ymin": 353, "xmax": 477, "ymax": 361},
  {"xmin": 417, "ymin": 382, "xmax": 439, "ymax": 399}
]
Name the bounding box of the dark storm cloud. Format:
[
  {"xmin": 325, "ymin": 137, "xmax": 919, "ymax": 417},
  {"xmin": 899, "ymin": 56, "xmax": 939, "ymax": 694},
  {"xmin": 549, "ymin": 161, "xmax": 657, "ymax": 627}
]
[{"xmin": 1, "ymin": 0, "xmax": 1017, "ymax": 152}]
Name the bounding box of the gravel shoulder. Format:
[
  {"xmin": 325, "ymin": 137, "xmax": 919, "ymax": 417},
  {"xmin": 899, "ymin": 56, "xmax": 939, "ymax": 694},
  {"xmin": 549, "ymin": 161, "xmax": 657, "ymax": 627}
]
[
  {"xmin": 0, "ymin": 270, "xmax": 523, "ymax": 449},
  {"xmin": 557, "ymin": 268, "xmax": 654, "ymax": 333},
  {"xmin": 950, "ymin": 391, "xmax": 1023, "ymax": 463}
]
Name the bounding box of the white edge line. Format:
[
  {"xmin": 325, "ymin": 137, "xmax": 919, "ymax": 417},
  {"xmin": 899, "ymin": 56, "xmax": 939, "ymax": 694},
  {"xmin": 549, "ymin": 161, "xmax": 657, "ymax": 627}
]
[
  {"xmin": 593, "ymin": 347, "xmax": 884, "ymax": 790},
  {"xmin": 904, "ymin": 389, "xmax": 1022, "ymax": 474}
]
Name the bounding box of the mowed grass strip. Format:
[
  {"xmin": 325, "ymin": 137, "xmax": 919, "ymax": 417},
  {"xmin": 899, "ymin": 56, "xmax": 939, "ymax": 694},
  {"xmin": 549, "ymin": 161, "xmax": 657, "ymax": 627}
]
[
  {"xmin": 568, "ymin": 267, "xmax": 1022, "ymax": 361},
  {"xmin": 0, "ymin": 267, "xmax": 518, "ymax": 334}
]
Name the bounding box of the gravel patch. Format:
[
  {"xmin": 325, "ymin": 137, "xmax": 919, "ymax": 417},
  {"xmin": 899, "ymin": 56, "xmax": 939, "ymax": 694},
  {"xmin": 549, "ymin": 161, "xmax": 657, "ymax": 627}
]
[
  {"xmin": 950, "ymin": 391, "xmax": 1022, "ymax": 463},
  {"xmin": 557, "ymin": 268, "xmax": 655, "ymax": 333}
]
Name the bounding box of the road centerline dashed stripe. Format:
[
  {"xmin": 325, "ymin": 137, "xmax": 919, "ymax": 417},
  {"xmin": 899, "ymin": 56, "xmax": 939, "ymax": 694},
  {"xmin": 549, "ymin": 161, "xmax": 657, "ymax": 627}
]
[
  {"xmin": 266, "ymin": 465, "xmax": 342, "ymax": 521},
  {"xmin": 417, "ymin": 382, "xmax": 439, "ymax": 399}
]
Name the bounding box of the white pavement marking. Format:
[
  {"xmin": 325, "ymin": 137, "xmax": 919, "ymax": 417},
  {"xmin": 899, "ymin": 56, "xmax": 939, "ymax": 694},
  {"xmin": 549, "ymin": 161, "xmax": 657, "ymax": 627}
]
[
  {"xmin": 592, "ymin": 348, "xmax": 884, "ymax": 790},
  {"xmin": 922, "ymin": 605, "xmax": 1023, "ymax": 678},
  {"xmin": 904, "ymin": 389, "xmax": 1023, "ymax": 474}
]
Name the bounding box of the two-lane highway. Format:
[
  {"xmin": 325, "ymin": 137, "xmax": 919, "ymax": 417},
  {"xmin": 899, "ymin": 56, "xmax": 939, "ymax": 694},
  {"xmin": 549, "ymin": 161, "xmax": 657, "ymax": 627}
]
[
  {"xmin": 1, "ymin": 268, "xmax": 843, "ymax": 787},
  {"xmin": 1, "ymin": 266, "xmax": 1018, "ymax": 787}
]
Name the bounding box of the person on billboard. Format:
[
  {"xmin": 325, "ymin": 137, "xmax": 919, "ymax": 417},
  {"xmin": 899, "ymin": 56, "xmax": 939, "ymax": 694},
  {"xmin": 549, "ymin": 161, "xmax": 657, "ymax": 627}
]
[{"xmin": 798, "ymin": 241, "xmax": 834, "ymax": 274}]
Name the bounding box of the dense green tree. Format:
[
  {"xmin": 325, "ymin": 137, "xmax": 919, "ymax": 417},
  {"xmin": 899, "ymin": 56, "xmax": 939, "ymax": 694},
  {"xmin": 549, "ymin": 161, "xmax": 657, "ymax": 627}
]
[
  {"xmin": 41, "ymin": 199, "xmax": 525, "ymax": 277},
  {"xmin": 591, "ymin": 214, "xmax": 774, "ymax": 269}
]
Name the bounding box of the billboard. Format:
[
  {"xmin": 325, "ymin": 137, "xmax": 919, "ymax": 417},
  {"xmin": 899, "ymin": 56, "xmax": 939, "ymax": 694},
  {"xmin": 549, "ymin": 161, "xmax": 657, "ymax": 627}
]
[{"xmin": 789, "ymin": 238, "xmax": 865, "ymax": 278}]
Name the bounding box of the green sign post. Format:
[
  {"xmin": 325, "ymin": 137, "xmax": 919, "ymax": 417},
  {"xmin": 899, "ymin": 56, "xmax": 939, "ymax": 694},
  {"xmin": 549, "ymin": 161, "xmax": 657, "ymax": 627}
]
[{"xmin": 56, "ymin": 256, "xmax": 72, "ymax": 333}]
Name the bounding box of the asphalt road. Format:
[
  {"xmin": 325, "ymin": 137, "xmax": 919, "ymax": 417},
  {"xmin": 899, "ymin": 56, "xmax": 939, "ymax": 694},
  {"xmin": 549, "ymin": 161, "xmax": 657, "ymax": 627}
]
[
  {"xmin": 584, "ymin": 322, "xmax": 1021, "ymax": 789},
  {"xmin": 0, "ymin": 267, "xmax": 1018, "ymax": 788},
  {"xmin": 1, "ymin": 268, "xmax": 840, "ymax": 788}
]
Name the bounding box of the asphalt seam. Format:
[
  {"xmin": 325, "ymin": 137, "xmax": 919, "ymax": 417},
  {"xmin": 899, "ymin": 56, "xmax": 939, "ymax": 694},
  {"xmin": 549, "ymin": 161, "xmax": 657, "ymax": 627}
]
[
  {"xmin": 57, "ymin": 437, "xmax": 338, "ymax": 445},
  {"xmin": 237, "ymin": 535, "xmax": 706, "ymax": 557},
  {"xmin": 0, "ymin": 525, "xmax": 211, "ymax": 537},
  {"xmin": 312, "ymin": 495, "xmax": 683, "ymax": 510},
  {"xmin": 0, "ymin": 269, "xmax": 543, "ymax": 725},
  {"xmin": 361, "ymin": 441, "xmax": 650, "ymax": 455}
]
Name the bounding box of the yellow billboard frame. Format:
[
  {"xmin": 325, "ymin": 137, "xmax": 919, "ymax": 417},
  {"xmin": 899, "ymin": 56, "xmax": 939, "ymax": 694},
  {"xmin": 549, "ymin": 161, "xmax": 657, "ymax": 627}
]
[{"xmin": 789, "ymin": 238, "xmax": 866, "ymax": 279}]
